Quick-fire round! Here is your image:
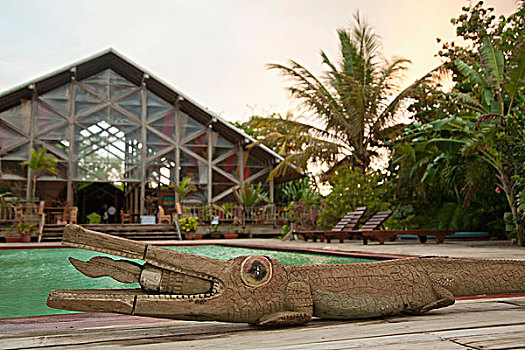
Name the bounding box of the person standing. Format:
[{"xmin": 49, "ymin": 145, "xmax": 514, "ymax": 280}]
[
  {"xmin": 102, "ymin": 204, "xmax": 109, "ymax": 224},
  {"xmin": 107, "ymin": 205, "xmax": 117, "ymax": 224}
]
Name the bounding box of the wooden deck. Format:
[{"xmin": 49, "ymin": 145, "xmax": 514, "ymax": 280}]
[
  {"xmin": 39, "ymin": 223, "xmax": 281, "ymax": 241},
  {"xmin": 40, "ymin": 224, "xmax": 180, "ymax": 241},
  {"xmin": 0, "ymin": 296, "xmax": 523, "ymax": 349}
]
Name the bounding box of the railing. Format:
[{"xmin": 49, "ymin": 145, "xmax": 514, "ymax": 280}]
[
  {"xmin": 0, "ymin": 199, "xmax": 46, "ymax": 234},
  {"xmin": 176, "ymin": 202, "xmax": 319, "ymax": 228}
]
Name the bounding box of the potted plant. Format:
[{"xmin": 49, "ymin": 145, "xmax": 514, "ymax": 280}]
[
  {"xmin": 17, "ymin": 222, "xmax": 36, "ymax": 243},
  {"xmin": 213, "ymin": 203, "xmax": 239, "ymax": 238},
  {"xmin": 208, "ymin": 223, "xmax": 220, "ymax": 239},
  {"xmin": 178, "ymin": 216, "xmax": 201, "ymax": 240}
]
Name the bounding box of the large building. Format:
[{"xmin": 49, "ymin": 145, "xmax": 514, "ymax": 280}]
[{"xmin": 0, "ymin": 49, "xmax": 299, "ymax": 221}]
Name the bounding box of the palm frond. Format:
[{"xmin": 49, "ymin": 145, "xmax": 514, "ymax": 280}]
[
  {"xmin": 504, "ymin": 37, "xmax": 525, "ymax": 112},
  {"xmin": 480, "ymin": 37, "xmax": 504, "ymax": 89},
  {"xmin": 454, "ymin": 59, "xmax": 487, "ymax": 87}
]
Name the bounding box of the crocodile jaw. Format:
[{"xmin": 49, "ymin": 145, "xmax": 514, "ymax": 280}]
[{"xmin": 47, "ymin": 288, "xmax": 225, "ymax": 320}]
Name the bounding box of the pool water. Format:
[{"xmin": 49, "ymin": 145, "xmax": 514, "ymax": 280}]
[{"xmin": 0, "ymin": 245, "xmax": 373, "ymax": 318}]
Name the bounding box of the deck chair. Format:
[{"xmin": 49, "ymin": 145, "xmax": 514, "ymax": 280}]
[
  {"xmin": 157, "ymin": 205, "xmax": 171, "ymax": 224},
  {"xmin": 295, "ymin": 206, "xmax": 367, "ymax": 243},
  {"xmin": 120, "ymin": 210, "xmax": 132, "ymax": 224},
  {"xmin": 349, "ymin": 210, "xmax": 393, "ymax": 244}
]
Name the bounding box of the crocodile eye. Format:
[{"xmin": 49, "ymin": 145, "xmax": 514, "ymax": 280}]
[{"xmin": 240, "ymin": 256, "xmax": 272, "ymax": 287}]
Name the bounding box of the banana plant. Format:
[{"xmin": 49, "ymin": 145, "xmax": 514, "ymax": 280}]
[{"xmin": 398, "ymin": 37, "xmax": 525, "ymax": 244}]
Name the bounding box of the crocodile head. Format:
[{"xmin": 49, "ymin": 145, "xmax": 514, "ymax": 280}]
[{"xmin": 47, "ymin": 225, "xmax": 291, "ymax": 325}]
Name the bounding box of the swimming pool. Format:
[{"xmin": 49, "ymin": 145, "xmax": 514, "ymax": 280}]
[{"xmin": 0, "ymin": 245, "xmax": 374, "ymax": 318}]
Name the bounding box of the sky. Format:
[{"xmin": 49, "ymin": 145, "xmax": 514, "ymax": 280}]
[{"xmin": 0, "ymin": 0, "xmax": 519, "ymax": 123}]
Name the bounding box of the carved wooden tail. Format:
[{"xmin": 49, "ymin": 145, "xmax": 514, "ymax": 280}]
[{"xmin": 419, "ymin": 258, "xmax": 525, "ymax": 297}]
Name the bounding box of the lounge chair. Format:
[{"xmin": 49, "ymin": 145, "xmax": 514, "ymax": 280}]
[
  {"xmin": 350, "ymin": 210, "xmax": 393, "ymax": 244},
  {"xmin": 361, "ymin": 229, "xmax": 456, "ymax": 245},
  {"xmin": 295, "ymin": 206, "xmax": 367, "ymax": 243}
]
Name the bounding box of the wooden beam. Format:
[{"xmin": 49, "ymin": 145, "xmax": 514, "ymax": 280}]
[
  {"xmin": 26, "ymin": 93, "xmax": 36, "ymax": 199},
  {"xmin": 238, "ymin": 145, "xmax": 244, "ymax": 189},
  {"xmin": 181, "ymin": 128, "xmax": 207, "ymax": 145},
  {"xmin": 174, "ymin": 102, "xmax": 180, "ymax": 203},
  {"xmin": 145, "ymin": 107, "xmax": 176, "ymax": 125},
  {"xmin": 139, "ymin": 84, "xmax": 147, "ymax": 215},
  {"xmin": 212, "ymin": 149, "xmax": 236, "ymax": 165},
  {"xmin": 244, "ymin": 167, "xmax": 269, "ymax": 184},
  {"xmin": 180, "ymin": 145, "xmax": 240, "ymax": 185},
  {"xmin": 66, "ymin": 79, "xmax": 76, "ymax": 203},
  {"xmin": 207, "ymin": 128, "xmax": 213, "ymax": 203},
  {"xmin": 269, "ymin": 176, "xmax": 274, "ymax": 203},
  {"xmin": 36, "ymin": 97, "xmax": 69, "ymax": 119},
  {"xmin": 33, "ymin": 120, "xmax": 69, "ymax": 139},
  {"xmin": 145, "ymin": 125, "xmax": 176, "ymax": 145},
  {"xmin": 211, "ymin": 184, "xmax": 238, "ymax": 203},
  {"xmin": 0, "ymin": 139, "xmax": 30, "ymax": 157},
  {"xmin": 145, "ymin": 144, "xmax": 176, "ymax": 164}
]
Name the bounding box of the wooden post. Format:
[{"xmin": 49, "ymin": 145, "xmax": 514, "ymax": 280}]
[
  {"xmin": 174, "ymin": 101, "xmax": 181, "ymax": 203},
  {"xmin": 66, "ymin": 78, "xmax": 76, "ymax": 204},
  {"xmin": 139, "ymin": 83, "xmax": 147, "ymax": 215},
  {"xmin": 269, "ymin": 171, "xmax": 275, "ymax": 227},
  {"xmin": 207, "ymin": 127, "xmax": 213, "ymax": 203},
  {"xmin": 269, "ymin": 172, "xmax": 274, "ymax": 203},
  {"xmin": 26, "ymin": 93, "xmax": 36, "ymax": 200},
  {"xmin": 238, "ymin": 144, "xmax": 244, "ymax": 188},
  {"xmin": 134, "ymin": 186, "xmax": 139, "ymax": 215}
]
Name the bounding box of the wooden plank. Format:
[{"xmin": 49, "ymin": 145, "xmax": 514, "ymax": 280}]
[{"xmin": 1, "ymin": 297, "xmax": 523, "ymax": 349}]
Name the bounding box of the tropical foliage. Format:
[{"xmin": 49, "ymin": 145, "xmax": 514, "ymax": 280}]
[
  {"xmin": 22, "ymin": 148, "xmax": 58, "ymax": 199},
  {"xmin": 317, "ymin": 167, "xmax": 386, "ymax": 229},
  {"xmin": 274, "ymin": 177, "xmax": 321, "ymax": 204},
  {"xmin": 233, "ymin": 182, "xmax": 267, "ymax": 209},
  {"xmin": 386, "ymin": 1, "xmax": 525, "ymax": 243},
  {"xmin": 249, "ymin": 12, "xmax": 427, "ymax": 179},
  {"xmin": 232, "ymin": 3, "xmax": 524, "ymax": 244},
  {"xmin": 170, "ymin": 177, "xmax": 197, "ymax": 202}
]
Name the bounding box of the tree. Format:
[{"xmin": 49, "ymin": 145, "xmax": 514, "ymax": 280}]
[
  {"xmin": 22, "ymin": 148, "xmax": 58, "ymax": 199},
  {"xmin": 387, "ymin": 2, "xmax": 524, "ymax": 243},
  {"xmin": 394, "ymin": 36, "xmax": 524, "ymax": 243},
  {"xmin": 250, "ymin": 12, "xmax": 429, "ymax": 178},
  {"xmin": 317, "ymin": 167, "xmax": 386, "ymax": 229}
]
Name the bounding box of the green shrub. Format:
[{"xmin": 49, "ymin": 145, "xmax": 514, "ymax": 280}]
[
  {"xmin": 317, "ymin": 168, "xmax": 386, "ymax": 229},
  {"xmin": 87, "ymin": 212, "xmax": 101, "ymax": 224}
]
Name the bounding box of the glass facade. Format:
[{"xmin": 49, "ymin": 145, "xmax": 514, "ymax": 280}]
[{"xmin": 0, "ymin": 67, "xmax": 274, "ymax": 208}]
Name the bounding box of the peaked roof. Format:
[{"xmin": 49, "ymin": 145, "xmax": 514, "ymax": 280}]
[{"xmin": 0, "ymin": 49, "xmax": 303, "ymax": 182}]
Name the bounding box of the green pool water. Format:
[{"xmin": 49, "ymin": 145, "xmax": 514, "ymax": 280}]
[{"xmin": 0, "ymin": 245, "xmax": 373, "ymax": 318}]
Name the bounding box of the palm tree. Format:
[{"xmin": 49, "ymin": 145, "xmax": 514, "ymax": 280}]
[
  {"xmin": 170, "ymin": 177, "xmax": 197, "ymax": 203},
  {"xmin": 22, "ymin": 148, "xmax": 58, "ymax": 199},
  {"xmin": 251, "ymin": 12, "xmax": 430, "ymax": 178}
]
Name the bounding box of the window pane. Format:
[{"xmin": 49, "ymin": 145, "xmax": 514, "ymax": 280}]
[
  {"xmin": 35, "ymin": 103, "xmax": 66, "ymax": 132},
  {"xmin": 40, "ymin": 84, "xmax": 70, "ymax": 116},
  {"xmin": 0, "ymin": 124, "xmax": 26, "ymax": 150},
  {"xmin": 180, "ymin": 112, "xmax": 205, "ymax": 141},
  {"xmin": 75, "ymin": 86, "xmax": 103, "ymax": 115},
  {"xmin": 116, "ymin": 91, "xmax": 142, "ymax": 118},
  {"xmin": 0, "ymin": 101, "xmax": 32, "ymax": 134},
  {"xmin": 0, "ymin": 143, "xmax": 29, "ymax": 161},
  {"xmin": 149, "ymin": 111, "xmax": 175, "ymax": 138},
  {"xmin": 146, "ymin": 91, "xmax": 172, "ymax": 120}
]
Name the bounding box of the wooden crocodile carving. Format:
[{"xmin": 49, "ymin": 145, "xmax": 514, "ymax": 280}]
[{"xmin": 47, "ymin": 225, "xmax": 525, "ymax": 327}]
